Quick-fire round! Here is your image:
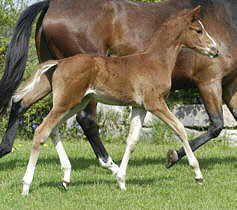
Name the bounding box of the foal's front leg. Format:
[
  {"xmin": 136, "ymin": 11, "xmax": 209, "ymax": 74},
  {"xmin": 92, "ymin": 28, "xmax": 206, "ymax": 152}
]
[
  {"xmin": 116, "ymin": 108, "xmax": 146, "ymax": 190},
  {"xmin": 146, "ymin": 98, "xmax": 203, "ymax": 184},
  {"xmin": 166, "ymin": 80, "xmax": 223, "ymax": 168}
]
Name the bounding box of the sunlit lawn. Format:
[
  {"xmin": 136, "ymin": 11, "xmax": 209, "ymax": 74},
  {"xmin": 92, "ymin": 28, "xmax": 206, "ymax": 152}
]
[{"xmin": 0, "ymin": 138, "xmax": 236, "ymax": 210}]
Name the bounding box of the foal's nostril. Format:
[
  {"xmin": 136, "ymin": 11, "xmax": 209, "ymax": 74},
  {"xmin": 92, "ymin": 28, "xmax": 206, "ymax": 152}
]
[{"xmin": 213, "ymin": 50, "xmax": 219, "ymax": 58}]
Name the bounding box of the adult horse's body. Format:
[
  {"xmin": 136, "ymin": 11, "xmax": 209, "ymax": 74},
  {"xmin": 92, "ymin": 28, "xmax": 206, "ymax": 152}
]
[
  {"xmin": 16, "ymin": 7, "xmax": 217, "ymax": 194},
  {"xmin": 0, "ymin": 0, "xmax": 236, "ymax": 167}
]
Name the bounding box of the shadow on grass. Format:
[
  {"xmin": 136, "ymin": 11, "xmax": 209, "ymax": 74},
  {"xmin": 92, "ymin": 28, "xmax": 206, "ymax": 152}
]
[
  {"xmin": 0, "ymin": 155, "xmax": 236, "ymax": 171},
  {"xmin": 71, "ymin": 176, "xmax": 172, "ymax": 187},
  {"xmin": 170, "ymin": 156, "xmax": 237, "ymax": 170},
  {"xmin": 38, "ymin": 175, "xmax": 173, "ymax": 191},
  {"xmin": 113, "ymin": 156, "xmax": 165, "ymax": 168},
  {"xmin": 0, "ymin": 154, "xmax": 165, "ymax": 171},
  {"xmin": 113, "ymin": 155, "xmax": 237, "ymax": 171},
  {"xmin": 0, "ymin": 158, "xmax": 26, "ymax": 170},
  {"xmin": 0, "ymin": 156, "xmax": 98, "ymax": 171}
]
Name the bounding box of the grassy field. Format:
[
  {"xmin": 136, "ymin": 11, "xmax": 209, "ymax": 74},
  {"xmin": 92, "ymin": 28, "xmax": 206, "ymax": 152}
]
[{"xmin": 0, "ymin": 137, "xmax": 236, "ymax": 210}]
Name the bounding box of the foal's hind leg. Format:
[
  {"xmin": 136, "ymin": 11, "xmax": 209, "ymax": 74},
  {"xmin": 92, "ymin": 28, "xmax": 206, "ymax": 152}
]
[
  {"xmin": 116, "ymin": 108, "xmax": 146, "ymax": 190},
  {"xmin": 50, "ymin": 126, "xmax": 71, "ymax": 190},
  {"xmin": 8, "ymin": 73, "xmax": 72, "ymax": 189},
  {"xmin": 22, "ymin": 108, "xmax": 67, "ymax": 195},
  {"xmin": 146, "ymin": 98, "xmax": 203, "ymax": 184},
  {"xmin": 76, "ymin": 101, "xmax": 119, "ymax": 175}
]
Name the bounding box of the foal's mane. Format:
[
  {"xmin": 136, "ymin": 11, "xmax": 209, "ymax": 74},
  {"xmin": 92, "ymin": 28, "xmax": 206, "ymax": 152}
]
[{"xmin": 146, "ymin": 8, "xmax": 196, "ymax": 52}]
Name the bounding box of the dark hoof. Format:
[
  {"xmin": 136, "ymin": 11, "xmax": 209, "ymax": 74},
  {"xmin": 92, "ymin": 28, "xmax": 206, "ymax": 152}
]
[
  {"xmin": 0, "ymin": 146, "xmax": 12, "ymax": 158},
  {"xmin": 166, "ymin": 149, "xmax": 178, "ymax": 168},
  {"xmin": 62, "ymin": 179, "xmax": 69, "ymax": 190},
  {"xmin": 195, "ymin": 178, "xmax": 203, "ymax": 185}
]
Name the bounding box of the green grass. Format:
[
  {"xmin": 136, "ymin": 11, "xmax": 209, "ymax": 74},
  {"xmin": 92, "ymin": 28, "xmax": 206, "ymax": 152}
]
[{"xmin": 0, "ymin": 138, "xmax": 236, "ymax": 210}]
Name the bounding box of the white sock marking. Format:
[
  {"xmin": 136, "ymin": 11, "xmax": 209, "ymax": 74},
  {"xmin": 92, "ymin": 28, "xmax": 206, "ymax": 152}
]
[{"xmin": 117, "ymin": 108, "xmax": 146, "ymax": 190}]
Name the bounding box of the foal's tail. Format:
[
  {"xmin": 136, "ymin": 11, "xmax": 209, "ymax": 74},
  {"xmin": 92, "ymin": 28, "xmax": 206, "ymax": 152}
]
[
  {"xmin": 0, "ymin": 1, "xmax": 50, "ymax": 115},
  {"xmin": 13, "ymin": 61, "xmax": 58, "ymax": 103}
]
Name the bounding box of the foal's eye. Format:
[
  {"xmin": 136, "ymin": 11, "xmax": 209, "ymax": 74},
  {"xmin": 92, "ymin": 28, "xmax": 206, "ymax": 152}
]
[{"xmin": 196, "ymin": 30, "xmax": 203, "ymax": 34}]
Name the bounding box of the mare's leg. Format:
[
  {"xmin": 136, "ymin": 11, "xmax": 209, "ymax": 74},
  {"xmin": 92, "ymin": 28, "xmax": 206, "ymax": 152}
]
[
  {"xmin": 116, "ymin": 108, "xmax": 146, "ymax": 190},
  {"xmin": 50, "ymin": 126, "xmax": 71, "ymax": 189},
  {"xmin": 0, "ymin": 74, "xmax": 51, "ymax": 158},
  {"xmin": 76, "ymin": 102, "xmax": 119, "ymax": 174},
  {"xmin": 22, "ymin": 108, "xmax": 67, "ymax": 195},
  {"xmin": 166, "ymin": 80, "xmax": 223, "ymax": 168},
  {"xmin": 222, "ymin": 75, "xmax": 237, "ymax": 119},
  {"xmin": 146, "ymin": 98, "xmax": 203, "ymax": 183}
]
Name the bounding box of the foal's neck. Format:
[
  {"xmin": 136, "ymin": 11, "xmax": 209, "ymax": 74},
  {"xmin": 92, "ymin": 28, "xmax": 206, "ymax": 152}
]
[{"xmin": 145, "ymin": 16, "xmax": 187, "ymax": 71}]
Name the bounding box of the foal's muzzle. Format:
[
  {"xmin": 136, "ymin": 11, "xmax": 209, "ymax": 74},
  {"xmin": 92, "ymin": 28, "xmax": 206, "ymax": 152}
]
[
  {"xmin": 208, "ymin": 47, "xmax": 219, "ymax": 59},
  {"xmin": 213, "ymin": 50, "xmax": 219, "ymax": 58}
]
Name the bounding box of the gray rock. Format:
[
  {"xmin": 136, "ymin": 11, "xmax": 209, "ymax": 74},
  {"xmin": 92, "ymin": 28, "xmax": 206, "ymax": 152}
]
[
  {"xmin": 66, "ymin": 115, "xmax": 77, "ymax": 128},
  {"xmin": 65, "ymin": 103, "xmax": 237, "ymax": 146},
  {"xmin": 173, "ymin": 104, "xmax": 237, "ymax": 128},
  {"xmin": 222, "ymin": 105, "xmax": 237, "ymax": 128},
  {"xmin": 184, "ymin": 128, "xmax": 237, "ymax": 147},
  {"xmin": 141, "ymin": 127, "xmax": 153, "ymax": 141},
  {"xmin": 143, "ymin": 111, "xmax": 159, "ymax": 127},
  {"xmin": 97, "ymin": 104, "xmax": 128, "ymax": 122},
  {"xmin": 219, "ymin": 129, "xmax": 237, "ymax": 147}
]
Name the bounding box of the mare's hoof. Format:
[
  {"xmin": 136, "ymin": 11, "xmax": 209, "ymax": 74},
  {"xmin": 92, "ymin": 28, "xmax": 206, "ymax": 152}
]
[
  {"xmin": 195, "ymin": 178, "xmax": 203, "ymax": 185},
  {"xmin": 0, "ymin": 146, "xmax": 11, "ymax": 158},
  {"xmin": 62, "ymin": 179, "xmax": 70, "ymax": 190},
  {"xmin": 166, "ymin": 149, "xmax": 178, "ymax": 168}
]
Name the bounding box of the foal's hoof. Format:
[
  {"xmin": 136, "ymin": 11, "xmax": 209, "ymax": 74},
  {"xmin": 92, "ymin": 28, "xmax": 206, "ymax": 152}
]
[
  {"xmin": 111, "ymin": 164, "xmax": 120, "ymax": 176},
  {"xmin": 116, "ymin": 173, "xmax": 126, "ymax": 191},
  {"xmin": 62, "ymin": 179, "xmax": 70, "ymax": 190},
  {"xmin": 195, "ymin": 178, "xmax": 203, "ymax": 185},
  {"xmin": 22, "ymin": 182, "xmax": 30, "ymax": 195},
  {"xmin": 21, "ymin": 191, "xmax": 29, "ymax": 196},
  {"xmin": 117, "ymin": 178, "xmax": 126, "ymax": 191},
  {"xmin": 166, "ymin": 149, "xmax": 178, "ymax": 168}
]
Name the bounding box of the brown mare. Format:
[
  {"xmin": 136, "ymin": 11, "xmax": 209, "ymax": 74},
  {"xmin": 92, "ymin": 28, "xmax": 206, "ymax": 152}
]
[
  {"xmin": 15, "ymin": 7, "xmax": 218, "ymax": 194},
  {"xmin": 0, "ymin": 0, "xmax": 236, "ymax": 169}
]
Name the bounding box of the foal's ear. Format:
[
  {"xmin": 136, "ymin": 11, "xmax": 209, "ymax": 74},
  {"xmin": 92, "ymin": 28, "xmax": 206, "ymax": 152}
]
[{"xmin": 189, "ymin": 5, "xmax": 201, "ymax": 22}]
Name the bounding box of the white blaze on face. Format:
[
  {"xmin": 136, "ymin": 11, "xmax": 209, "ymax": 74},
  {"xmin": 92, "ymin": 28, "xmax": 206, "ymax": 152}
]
[{"xmin": 198, "ymin": 20, "xmax": 217, "ymax": 47}]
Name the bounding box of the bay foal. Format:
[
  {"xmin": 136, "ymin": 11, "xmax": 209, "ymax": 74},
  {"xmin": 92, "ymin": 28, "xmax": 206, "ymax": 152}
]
[{"xmin": 14, "ymin": 7, "xmax": 218, "ymax": 194}]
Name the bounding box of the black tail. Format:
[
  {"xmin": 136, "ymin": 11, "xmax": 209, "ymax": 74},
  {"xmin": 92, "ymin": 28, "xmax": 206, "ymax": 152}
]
[{"xmin": 0, "ymin": 0, "xmax": 50, "ymax": 115}]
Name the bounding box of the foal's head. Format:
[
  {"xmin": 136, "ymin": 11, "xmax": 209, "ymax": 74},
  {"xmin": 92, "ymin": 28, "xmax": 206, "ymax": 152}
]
[{"xmin": 181, "ymin": 6, "xmax": 219, "ymax": 58}]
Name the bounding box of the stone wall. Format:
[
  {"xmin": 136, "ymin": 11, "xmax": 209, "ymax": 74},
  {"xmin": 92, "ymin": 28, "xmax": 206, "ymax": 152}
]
[
  {"xmin": 67, "ymin": 104, "xmax": 237, "ymax": 146},
  {"xmin": 173, "ymin": 105, "xmax": 237, "ymax": 147}
]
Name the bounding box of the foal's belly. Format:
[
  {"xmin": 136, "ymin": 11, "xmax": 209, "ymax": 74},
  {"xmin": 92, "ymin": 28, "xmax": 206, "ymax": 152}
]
[{"xmin": 84, "ymin": 89, "xmax": 138, "ymax": 107}]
